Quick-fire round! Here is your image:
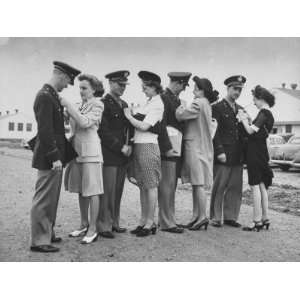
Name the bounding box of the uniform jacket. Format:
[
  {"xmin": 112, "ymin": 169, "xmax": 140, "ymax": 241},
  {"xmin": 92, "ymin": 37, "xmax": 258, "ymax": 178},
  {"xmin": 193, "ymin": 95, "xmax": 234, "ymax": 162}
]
[
  {"xmin": 158, "ymin": 88, "xmax": 184, "ymax": 160},
  {"xmin": 98, "ymin": 93, "xmax": 134, "ymax": 166},
  {"xmin": 212, "ymin": 98, "xmax": 247, "ymax": 165},
  {"xmin": 32, "ymin": 84, "xmax": 76, "ymax": 170},
  {"xmin": 69, "ymin": 98, "xmax": 104, "ymax": 163}
]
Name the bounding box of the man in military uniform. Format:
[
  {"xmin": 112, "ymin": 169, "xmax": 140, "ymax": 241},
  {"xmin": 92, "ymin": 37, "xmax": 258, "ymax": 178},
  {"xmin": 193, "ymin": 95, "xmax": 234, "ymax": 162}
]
[
  {"xmin": 98, "ymin": 70, "xmax": 133, "ymax": 238},
  {"xmin": 30, "ymin": 61, "xmax": 81, "ymax": 252},
  {"xmin": 158, "ymin": 72, "xmax": 192, "ymax": 234},
  {"xmin": 210, "ymin": 75, "xmax": 247, "ymax": 228}
]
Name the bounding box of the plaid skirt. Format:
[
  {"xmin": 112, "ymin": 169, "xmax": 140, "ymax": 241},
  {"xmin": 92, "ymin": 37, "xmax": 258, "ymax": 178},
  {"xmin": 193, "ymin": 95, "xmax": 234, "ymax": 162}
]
[{"xmin": 133, "ymin": 143, "xmax": 161, "ymax": 189}]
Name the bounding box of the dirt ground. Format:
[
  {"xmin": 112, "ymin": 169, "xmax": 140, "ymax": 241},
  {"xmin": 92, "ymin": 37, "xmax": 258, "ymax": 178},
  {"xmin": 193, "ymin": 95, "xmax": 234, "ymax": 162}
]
[{"xmin": 0, "ymin": 147, "xmax": 300, "ymax": 261}]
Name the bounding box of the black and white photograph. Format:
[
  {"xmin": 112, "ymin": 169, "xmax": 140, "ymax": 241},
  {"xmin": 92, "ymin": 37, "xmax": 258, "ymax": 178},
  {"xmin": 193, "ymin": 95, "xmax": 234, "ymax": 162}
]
[
  {"xmin": 0, "ymin": 1, "xmax": 299, "ymax": 299},
  {"xmin": 1, "ymin": 36, "xmax": 299, "ymax": 261}
]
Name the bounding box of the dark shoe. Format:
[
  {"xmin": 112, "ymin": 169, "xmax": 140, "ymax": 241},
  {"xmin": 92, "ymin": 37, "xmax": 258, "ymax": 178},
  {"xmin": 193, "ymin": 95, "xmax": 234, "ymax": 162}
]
[
  {"xmin": 178, "ymin": 218, "xmax": 199, "ymax": 229},
  {"xmin": 224, "ymin": 220, "xmax": 242, "ymax": 228},
  {"xmin": 136, "ymin": 224, "xmax": 157, "ymax": 237},
  {"xmin": 30, "ymin": 245, "xmax": 59, "ymax": 253},
  {"xmin": 130, "ymin": 225, "xmax": 144, "ymax": 234},
  {"xmin": 99, "ymin": 231, "xmax": 115, "ymax": 239},
  {"xmin": 51, "ymin": 236, "xmax": 62, "ymax": 243},
  {"xmin": 262, "ymin": 219, "xmax": 271, "ymax": 230},
  {"xmin": 242, "ymin": 221, "xmax": 263, "ymax": 232},
  {"xmin": 211, "ymin": 220, "xmax": 222, "ymax": 227},
  {"xmin": 161, "ymin": 227, "xmax": 184, "ymax": 234},
  {"xmin": 112, "ymin": 226, "xmax": 127, "ymax": 233},
  {"xmin": 189, "ymin": 218, "xmax": 209, "ymax": 231}
]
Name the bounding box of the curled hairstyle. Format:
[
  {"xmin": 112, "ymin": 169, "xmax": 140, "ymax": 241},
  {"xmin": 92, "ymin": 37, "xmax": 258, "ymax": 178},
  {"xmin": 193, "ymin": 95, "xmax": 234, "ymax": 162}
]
[
  {"xmin": 252, "ymin": 85, "xmax": 275, "ymax": 108},
  {"xmin": 193, "ymin": 76, "xmax": 219, "ymax": 104},
  {"xmin": 144, "ymin": 81, "xmax": 163, "ymax": 94},
  {"xmin": 78, "ymin": 74, "xmax": 105, "ymax": 97}
]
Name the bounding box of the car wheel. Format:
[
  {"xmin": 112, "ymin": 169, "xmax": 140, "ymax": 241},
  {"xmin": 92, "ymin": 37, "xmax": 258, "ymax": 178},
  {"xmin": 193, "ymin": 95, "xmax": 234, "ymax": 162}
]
[{"xmin": 280, "ymin": 165, "xmax": 290, "ymax": 171}]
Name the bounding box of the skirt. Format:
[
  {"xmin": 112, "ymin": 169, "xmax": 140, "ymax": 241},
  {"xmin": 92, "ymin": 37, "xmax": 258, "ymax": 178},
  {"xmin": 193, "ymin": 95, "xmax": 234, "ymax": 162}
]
[
  {"xmin": 64, "ymin": 159, "xmax": 104, "ymax": 197},
  {"xmin": 246, "ymin": 139, "xmax": 274, "ymax": 189},
  {"xmin": 181, "ymin": 139, "xmax": 213, "ymax": 188},
  {"xmin": 133, "ymin": 143, "xmax": 161, "ymax": 189}
]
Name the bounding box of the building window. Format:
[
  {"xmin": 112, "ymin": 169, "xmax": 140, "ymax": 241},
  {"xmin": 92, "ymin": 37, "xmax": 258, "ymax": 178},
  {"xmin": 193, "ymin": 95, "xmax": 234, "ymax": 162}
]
[
  {"xmin": 26, "ymin": 123, "xmax": 32, "ymax": 132},
  {"xmin": 18, "ymin": 123, "xmax": 23, "ymax": 131},
  {"xmin": 8, "ymin": 122, "xmax": 15, "ymax": 131},
  {"xmin": 285, "ymin": 125, "xmax": 292, "ymax": 133}
]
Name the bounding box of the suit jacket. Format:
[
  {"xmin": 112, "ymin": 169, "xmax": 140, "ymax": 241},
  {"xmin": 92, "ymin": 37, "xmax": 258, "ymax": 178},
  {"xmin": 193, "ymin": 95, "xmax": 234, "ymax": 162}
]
[
  {"xmin": 70, "ymin": 98, "xmax": 104, "ymax": 163},
  {"xmin": 212, "ymin": 98, "xmax": 247, "ymax": 165},
  {"xmin": 98, "ymin": 93, "xmax": 134, "ymax": 166},
  {"xmin": 32, "ymin": 84, "xmax": 76, "ymax": 170}
]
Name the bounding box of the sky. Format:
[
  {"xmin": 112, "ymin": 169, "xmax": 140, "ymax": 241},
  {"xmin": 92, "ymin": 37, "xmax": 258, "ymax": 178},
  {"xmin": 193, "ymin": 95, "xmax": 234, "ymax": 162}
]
[{"xmin": 0, "ymin": 37, "xmax": 300, "ymax": 118}]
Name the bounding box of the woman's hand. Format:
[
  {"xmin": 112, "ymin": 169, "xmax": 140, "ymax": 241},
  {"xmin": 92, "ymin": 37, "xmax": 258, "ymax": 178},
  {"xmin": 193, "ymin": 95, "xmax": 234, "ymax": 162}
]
[
  {"xmin": 59, "ymin": 97, "xmax": 71, "ymax": 107},
  {"xmin": 165, "ymin": 149, "xmax": 178, "ymax": 157},
  {"xmin": 237, "ymin": 109, "xmax": 247, "ymax": 122},
  {"xmin": 123, "ymin": 107, "xmax": 133, "ymax": 120}
]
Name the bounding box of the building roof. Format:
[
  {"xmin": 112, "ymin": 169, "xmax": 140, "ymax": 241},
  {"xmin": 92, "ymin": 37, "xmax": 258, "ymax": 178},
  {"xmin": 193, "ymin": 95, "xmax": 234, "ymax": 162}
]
[
  {"xmin": 0, "ymin": 112, "xmax": 18, "ymax": 121},
  {"xmin": 270, "ymin": 88, "xmax": 300, "ymax": 124},
  {"xmin": 0, "ymin": 111, "xmax": 34, "ymax": 122},
  {"xmin": 244, "ymin": 87, "xmax": 300, "ymax": 124},
  {"xmin": 277, "ymin": 88, "xmax": 300, "ymax": 100}
]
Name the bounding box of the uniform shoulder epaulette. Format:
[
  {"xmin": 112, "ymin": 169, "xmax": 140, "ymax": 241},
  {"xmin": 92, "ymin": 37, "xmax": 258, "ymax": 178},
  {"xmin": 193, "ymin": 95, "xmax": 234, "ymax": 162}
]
[{"xmin": 211, "ymin": 99, "xmax": 222, "ymax": 107}]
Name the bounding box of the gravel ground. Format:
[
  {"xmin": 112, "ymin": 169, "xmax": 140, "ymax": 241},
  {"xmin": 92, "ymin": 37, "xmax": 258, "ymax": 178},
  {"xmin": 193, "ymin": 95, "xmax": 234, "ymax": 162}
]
[{"xmin": 0, "ymin": 148, "xmax": 300, "ymax": 262}]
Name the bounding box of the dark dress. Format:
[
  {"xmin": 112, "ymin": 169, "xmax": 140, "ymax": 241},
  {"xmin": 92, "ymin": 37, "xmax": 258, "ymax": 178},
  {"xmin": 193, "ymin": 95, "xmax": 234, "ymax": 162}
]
[{"xmin": 246, "ymin": 108, "xmax": 274, "ymax": 188}]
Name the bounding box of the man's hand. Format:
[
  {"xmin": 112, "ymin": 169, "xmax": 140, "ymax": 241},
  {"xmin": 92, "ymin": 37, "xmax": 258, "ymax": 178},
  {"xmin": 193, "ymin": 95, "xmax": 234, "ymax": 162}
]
[
  {"xmin": 126, "ymin": 145, "xmax": 133, "ymax": 157},
  {"xmin": 165, "ymin": 149, "xmax": 178, "ymax": 157},
  {"xmin": 52, "ymin": 160, "xmax": 63, "ymax": 171},
  {"xmin": 217, "ymin": 153, "xmax": 227, "ymax": 163},
  {"xmin": 121, "ymin": 145, "xmax": 132, "ymax": 157}
]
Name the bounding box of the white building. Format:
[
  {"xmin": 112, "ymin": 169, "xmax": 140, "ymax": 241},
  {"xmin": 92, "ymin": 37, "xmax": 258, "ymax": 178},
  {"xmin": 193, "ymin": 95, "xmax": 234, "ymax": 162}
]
[
  {"xmin": 245, "ymin": 85, "xmax": 300, "ymax": 136},
  {"xmin": 0, "ymin": 110, "xmax": 36, "ymax": 141},
  {"xmin": 271, "ymin": 86, "xmax": 300, "ymax": 135}
]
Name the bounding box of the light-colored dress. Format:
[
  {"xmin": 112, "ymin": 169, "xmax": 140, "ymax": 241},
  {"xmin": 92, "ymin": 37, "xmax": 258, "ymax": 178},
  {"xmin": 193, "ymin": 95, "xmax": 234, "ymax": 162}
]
[
  {"xmin": 176, "ymin": 97, "xmax": 214, "ymax": 188},
  {"xmin": 64, "ymin": 97, "xmax": 104, "ymax": 197}
]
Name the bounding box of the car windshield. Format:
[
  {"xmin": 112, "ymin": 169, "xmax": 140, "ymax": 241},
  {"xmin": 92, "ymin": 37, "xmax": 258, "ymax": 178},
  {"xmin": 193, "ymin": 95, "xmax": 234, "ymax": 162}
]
[
  {"xmin": 289, "ymin": 137, "xmax": 300, "ymax": 144},
  {"xmin": 269, "ymin": 137, "xmax": 284, "ymax": 145}
]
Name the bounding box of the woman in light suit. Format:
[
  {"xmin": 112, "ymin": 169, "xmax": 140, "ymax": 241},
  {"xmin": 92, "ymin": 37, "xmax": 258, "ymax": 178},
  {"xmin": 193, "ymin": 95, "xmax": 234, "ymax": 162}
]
[
  {"xmin": 61, "ymin": 74, "xmax": 104, "ymax": 244},
  {"xmin": 176, "ymin": 76, "xmax": 219, "ymax": 230}
]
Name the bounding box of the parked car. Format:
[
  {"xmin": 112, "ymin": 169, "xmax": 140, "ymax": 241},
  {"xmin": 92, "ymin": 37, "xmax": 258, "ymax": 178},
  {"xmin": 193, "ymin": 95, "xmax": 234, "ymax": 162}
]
[
  {"xmin": 270, "ymin": 135, "xmax": 300, "ymax": 171},
  {"xmin": 20, "ymin": 139, "xmax": 30, "ymax": 149},
  {"xmin": 268, "ymin": 134, "xmax": 286, "ymax": 167}
]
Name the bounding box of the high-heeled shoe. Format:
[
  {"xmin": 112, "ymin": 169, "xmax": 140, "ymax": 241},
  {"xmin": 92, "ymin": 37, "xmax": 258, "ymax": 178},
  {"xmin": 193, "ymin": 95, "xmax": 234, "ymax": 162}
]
[
  {"xmin": 262, "ymin": 219, "xmax": 271, "ymax": 230},
  {"xmin": 80, "ymin": 232, "xmax": 98, "ymax": 244},
  {"xmin": 69, "ymin": 226, "xmax": 88, "ymax": 237},
  {"xmin": 189, "ymin": 218, "xmax": 209, "ymax": 231},
  {"xmin": 242, "ymin": 221, "xmax": 263, "ymax": 232},
  {"xmin": 136, "ymin": 224, "xmax": 157, "ymax": 237},
  {"xmin": 130, "ymin": 225, "xmax": 144, "ymax": 234},
  {"xmin": 178, "ymin": 218, "xmax": 199, "ymax": 229}
]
